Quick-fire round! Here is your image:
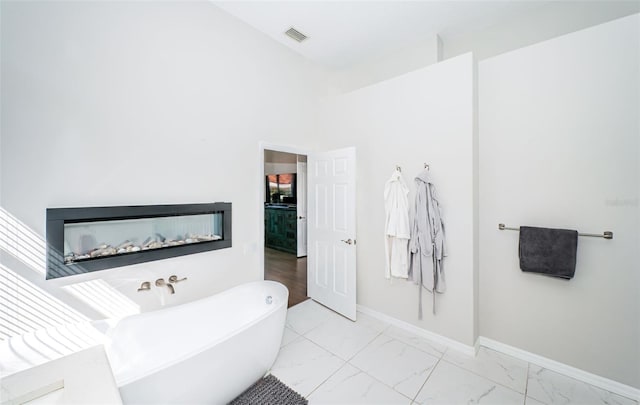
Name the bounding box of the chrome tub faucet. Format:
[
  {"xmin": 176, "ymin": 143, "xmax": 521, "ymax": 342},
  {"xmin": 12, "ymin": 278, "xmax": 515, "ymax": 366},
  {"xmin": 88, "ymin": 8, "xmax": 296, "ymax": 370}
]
[{"xmin": 138, "ymin": 276, "xmax": 187, "ymax": 294}]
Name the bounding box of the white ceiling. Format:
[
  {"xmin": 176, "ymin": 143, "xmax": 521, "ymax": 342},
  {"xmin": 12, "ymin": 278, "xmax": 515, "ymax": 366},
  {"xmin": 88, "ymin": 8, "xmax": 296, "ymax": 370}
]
[{"xmin": 213, "ymin": 1, "xmax": 550, "ymax": 69}]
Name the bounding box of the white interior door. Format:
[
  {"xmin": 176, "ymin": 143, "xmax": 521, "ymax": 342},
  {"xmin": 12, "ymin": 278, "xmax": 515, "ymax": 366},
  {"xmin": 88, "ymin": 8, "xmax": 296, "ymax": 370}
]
[
  {"xmin": 307, "ymin": 147, "xmax": 357, "ymax": 321},
  {"xmin": 296, "ymin": 159, "xmax": 307, "ymax": 257}
]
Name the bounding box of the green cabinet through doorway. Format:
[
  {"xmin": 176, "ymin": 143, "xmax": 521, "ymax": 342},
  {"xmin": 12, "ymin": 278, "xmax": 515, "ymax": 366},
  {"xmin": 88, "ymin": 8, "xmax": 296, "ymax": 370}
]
[{"xmin": 265, "ymin": 206, "xmax": 297, "ymax": 254}]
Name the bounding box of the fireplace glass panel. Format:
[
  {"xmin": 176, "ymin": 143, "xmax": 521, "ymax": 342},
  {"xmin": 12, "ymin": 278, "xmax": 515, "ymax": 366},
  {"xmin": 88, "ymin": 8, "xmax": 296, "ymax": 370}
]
[{"xmin": 63, "ymin": 212, "xmax": 224, "ymax": 264}]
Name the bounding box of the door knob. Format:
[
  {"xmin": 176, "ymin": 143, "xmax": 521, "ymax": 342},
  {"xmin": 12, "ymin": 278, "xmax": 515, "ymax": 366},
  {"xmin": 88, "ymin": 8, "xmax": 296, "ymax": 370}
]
[
  {"xmin": 297, "ymin": 216, "xmax": 306, "ymax": 219},
  {"xmin": 341, "ymin": 238, "xmax": 354, "ymax": 245}
]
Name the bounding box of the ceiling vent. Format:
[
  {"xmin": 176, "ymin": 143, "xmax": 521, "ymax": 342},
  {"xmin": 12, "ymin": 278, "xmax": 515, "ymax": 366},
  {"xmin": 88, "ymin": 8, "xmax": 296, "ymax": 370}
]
[{"xmin": 285, "ymin": 27, "xmax": 308, "ymax": 43}]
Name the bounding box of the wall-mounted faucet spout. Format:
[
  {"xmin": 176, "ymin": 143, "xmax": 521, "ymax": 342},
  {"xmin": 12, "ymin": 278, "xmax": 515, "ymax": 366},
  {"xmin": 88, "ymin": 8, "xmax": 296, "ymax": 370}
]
[{"xmin": 155, "ymin": 278, "xmax": 175, "ymax": 294}]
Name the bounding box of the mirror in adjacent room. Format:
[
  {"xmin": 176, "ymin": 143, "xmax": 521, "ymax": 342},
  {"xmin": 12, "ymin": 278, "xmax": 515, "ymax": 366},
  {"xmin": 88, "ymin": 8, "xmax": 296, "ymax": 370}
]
[{"xmin": 266, "ymin": 173, "xmax": 296, "ymax": 204}]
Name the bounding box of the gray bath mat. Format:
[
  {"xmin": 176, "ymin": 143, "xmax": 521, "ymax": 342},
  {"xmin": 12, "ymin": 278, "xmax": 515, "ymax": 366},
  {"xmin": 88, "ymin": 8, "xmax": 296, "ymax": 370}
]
[{"xmin": 228, "ymin": 374, "xmax": 308, "ymax": 405}]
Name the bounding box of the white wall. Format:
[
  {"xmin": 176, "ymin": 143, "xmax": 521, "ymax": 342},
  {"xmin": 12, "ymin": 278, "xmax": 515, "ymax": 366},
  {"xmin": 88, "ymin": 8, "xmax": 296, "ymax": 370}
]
[
  {"xmin": 444, "ymin": 1, "xmax": 640, "ymax": 61},
  {"xmin": 327, "ymin": 1, "xmax": 639, "ymax": 94},
  {"xmin": 320, "ymin": 54, "xmax": 477, "ymax": 346},
  {"xmin": 264, "ymin": 163, "xmax": 297, "ymax": 175},
  {"xmin": 479, "ymin": 14, "xmax": 639, "ymax": 388},
  {"xmin": 328, "ymin": 36, "xmax": 440, "ymax": 94},
  {"xmin": 0, "ymin": 1, "xmax": 327, "ymax": 319}
]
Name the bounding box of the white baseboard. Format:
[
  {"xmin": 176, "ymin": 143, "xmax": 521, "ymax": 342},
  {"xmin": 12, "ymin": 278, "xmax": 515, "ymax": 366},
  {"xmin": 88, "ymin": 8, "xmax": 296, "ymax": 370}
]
[
  {"xmin": 477, "ymin": 337, "xmax": 640, "ymax": 401},
  {"xmin": 356, "ymin": 305, "xmax": 639, "ymax": 401},
  {"xmin": 356, "ymin": 304, "xmax": 476, "ymax": 357}
]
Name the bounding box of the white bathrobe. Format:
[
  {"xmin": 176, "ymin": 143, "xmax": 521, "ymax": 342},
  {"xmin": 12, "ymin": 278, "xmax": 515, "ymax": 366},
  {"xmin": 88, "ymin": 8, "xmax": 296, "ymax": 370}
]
[{"xmin": 384, "ymin": 169, "xmax": 411, "ymax": 279}]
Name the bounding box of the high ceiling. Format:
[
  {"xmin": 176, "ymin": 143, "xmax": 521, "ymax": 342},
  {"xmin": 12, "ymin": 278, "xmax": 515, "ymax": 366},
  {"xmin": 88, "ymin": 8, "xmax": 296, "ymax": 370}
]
[{"xmin": 213, "ymin": 1, "xmax": 551, "ymax": 69}]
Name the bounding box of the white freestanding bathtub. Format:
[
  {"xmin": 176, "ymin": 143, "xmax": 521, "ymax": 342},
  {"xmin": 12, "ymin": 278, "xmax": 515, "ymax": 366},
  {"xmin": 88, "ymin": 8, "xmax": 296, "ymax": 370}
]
[{"xmin": 106, "ymin": 280, "xmax": 288, "ymax": 404}]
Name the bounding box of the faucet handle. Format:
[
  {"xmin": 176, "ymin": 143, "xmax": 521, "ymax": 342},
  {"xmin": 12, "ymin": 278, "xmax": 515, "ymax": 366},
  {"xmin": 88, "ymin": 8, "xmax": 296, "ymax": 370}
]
[
  {"xmin": 137, "ymin": 281, "xmax": 151, "ymax": 292},
  {"xmin": 168, "ymin": 275, "xmax": 187, "ymax": 283}
]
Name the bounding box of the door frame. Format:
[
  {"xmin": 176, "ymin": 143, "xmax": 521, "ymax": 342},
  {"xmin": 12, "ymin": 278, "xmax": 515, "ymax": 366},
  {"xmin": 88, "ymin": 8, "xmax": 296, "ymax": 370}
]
[{"xmin": 258, "ymin": 142, "xmax": 310, "ymax": 281}]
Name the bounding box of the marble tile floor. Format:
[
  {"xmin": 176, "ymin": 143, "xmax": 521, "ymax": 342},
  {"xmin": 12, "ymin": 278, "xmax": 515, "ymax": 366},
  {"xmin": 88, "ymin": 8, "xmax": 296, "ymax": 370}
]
[{"xmin": 269, "ymin": 299, "xmax": 637, "ymax": 405}]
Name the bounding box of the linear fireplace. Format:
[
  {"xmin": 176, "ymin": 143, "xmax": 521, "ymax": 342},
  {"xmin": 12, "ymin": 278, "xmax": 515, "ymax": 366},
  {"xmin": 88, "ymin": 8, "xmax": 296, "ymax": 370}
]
[{"xmin": 46, "ymin": 203, "xmax": 231, "ymax": 279}]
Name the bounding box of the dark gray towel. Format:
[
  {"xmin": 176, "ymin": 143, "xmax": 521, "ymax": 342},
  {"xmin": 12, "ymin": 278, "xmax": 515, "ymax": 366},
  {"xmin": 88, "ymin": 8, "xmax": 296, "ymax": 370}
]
[{"xmin": 518, "ymin": 226, "xmax": 578, "ymax": 279}]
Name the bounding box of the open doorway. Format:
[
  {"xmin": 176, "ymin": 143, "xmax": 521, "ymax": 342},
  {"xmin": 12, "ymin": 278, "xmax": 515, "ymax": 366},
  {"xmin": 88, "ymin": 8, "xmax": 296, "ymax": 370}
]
[{"xmin": 263, "ymin": 149, "xmax": 308, "ymax": 308}]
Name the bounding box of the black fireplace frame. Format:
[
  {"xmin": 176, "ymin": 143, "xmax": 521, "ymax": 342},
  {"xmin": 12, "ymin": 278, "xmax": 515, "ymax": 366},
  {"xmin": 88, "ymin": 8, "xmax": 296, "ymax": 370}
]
[{"xmin": 46, "ymin": 202, "xmax": 232, "ymax": 280}]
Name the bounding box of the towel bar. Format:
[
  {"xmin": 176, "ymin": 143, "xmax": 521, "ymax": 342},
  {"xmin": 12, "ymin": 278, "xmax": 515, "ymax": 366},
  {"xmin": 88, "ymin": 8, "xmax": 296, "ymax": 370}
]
[{"xmin": 498, "ymin": 223, "xmax": 613, "ymax": 240}]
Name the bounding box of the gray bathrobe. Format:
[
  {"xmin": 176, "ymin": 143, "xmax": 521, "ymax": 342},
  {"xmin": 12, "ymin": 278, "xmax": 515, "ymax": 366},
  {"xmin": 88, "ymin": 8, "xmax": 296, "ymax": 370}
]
[{"xmin": 409, "ymin": 169, "xmax": 447, "ymax": 318}]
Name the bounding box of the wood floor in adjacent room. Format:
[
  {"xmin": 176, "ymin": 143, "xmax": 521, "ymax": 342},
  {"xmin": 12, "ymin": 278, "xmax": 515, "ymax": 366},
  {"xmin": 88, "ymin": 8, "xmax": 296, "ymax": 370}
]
[{"xmin": 264, "ymin": 248, "xmax": 307, "ymax": 308}]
